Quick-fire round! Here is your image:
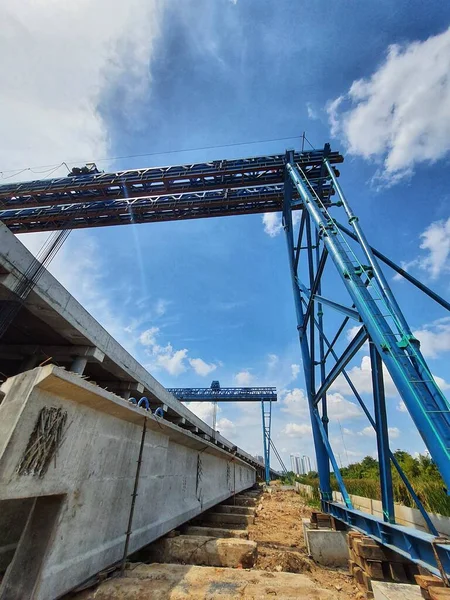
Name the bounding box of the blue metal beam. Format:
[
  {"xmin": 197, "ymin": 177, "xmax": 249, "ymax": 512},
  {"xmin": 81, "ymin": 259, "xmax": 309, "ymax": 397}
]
[
  {"xmin": 313, "ymin": 326, "xmax": 368, "ymax": 404},
  {"xmin": 323, "ymin": 501, "xmax": 450, "ymax": 579},
  {"xmin": 168, "ymin": 386, "xmax": 277, "ymax": 402},
  {"xmin": 369, "ymin": 340, "xmax": 395, "ymax": 524}
]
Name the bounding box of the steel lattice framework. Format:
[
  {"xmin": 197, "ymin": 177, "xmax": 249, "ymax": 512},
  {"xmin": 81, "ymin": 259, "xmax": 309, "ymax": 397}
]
[
  {"xmin": 1, "ymin": 143, "xmax": 450, "ymax": 578},
  {"xmin": 168, "ymin": 381, "xmax": 278, "ymax": 483}
]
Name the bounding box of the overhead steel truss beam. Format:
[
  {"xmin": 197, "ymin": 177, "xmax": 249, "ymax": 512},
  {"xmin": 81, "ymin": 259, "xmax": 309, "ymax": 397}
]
[
  {"xmin": 0, "ymin": 150, "xmax": 343, "ymax": 233},
  {"xmin": 167, "ymin": 386, "xmax": 277, "ymax": 402}
]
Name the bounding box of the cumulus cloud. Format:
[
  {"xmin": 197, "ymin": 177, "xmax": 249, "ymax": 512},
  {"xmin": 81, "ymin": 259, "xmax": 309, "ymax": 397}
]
[
  {"xmin": 262, "ymin": 213, "xmax": 283, "ymax": 237},
  {"xmin": 284, "ymin": 423, "xmax": 312, "ymax": 437},
  {"xmin": 0, "ymin": 0, "xmax": 161, "ymax": 177},
  {"xmin": 184, "ymin": 401, "xmax": 217, "ymax": 424},
  {"xmin": 234, "ymin": 370, "xmax": 254, "ymax": 386},
  {"xmin": 139, "ymin": 327, "xmax": 218, "ymax": 377},
  {"xmin": 189, "ymin": 357, "xmax": 217, "ymax": 377},
  {"xmin": 327, "ymin": 27, "xmax": 450, "ymax": 182},
  {"xmin": 358, "ymin": 426, "xmax": 400, "ymax": 439},
  {"xmin": 281, "ymin": 387, "xmax": 362, "ymax": 420},
  {"xmin": 291, "ymin": 364, "xmax": 300, "ymax": 379},
  {"xmin": 414, "ymin": 317, "xmax": 450, "ymax": 358},
  {"xmin": 139, "ymin": 327, "xmax": 160, "ymax": 346},
  {"xmin": 331, "ymin": 355, "xmax": 398, "ymax": 397},
  {"xmin": 262, "ymin": 211, "xmax": 301, "ymax": 237},
  {"xmin": 216, "ymin": 417, "xmax": 236, "ymax": 436},
  {"xmin": 397, "ymin": 219, "xmax": 450, "ymax": 282}
]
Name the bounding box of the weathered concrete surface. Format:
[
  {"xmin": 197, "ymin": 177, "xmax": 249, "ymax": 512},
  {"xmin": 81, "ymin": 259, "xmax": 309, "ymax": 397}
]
[
  {"xmin": 230, "ymin": 496, "xmax": 257, "ymax": 506},
  {"xmin": 144, "ymin": 534, "xmax": 257, "ymax": 568},
  {"xmin": 372, "ymin": 581, "xmax": 423, "ymax": 600},
  {"xmin": 200, "ymin": 512, "xmax": 255, "ymax": 525},
  {"xmin": 215, "ymin": 504, "xmax": 255, "ymax": 515},
  {"xmin": 302, "ymin": 519, "xmax": 349, "ymax": 567},
  {"xmin": 0, "ymin": 366, "xmax": 255, "ymax": 600},
  {"xmin": 76, "ymin": 563, "xmax": 335, "ymax": 599},
  {"xmin": 183, "ymin": 526, "xmax": 249, "ymax": 539}
]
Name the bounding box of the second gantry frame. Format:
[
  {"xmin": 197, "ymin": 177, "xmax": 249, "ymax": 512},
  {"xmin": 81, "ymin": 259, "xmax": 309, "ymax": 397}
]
[{"xmin": 0, "ymin": 142, "xmax": 449, "ymax": 576}]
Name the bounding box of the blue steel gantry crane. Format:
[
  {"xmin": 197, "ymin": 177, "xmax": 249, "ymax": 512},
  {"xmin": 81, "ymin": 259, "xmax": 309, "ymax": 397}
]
[
  {"xmin": 167, "ymin": 381, "xmax": 284, "ymax": 484},
  {"xmin": 1, "ymin": 143, "xmax": 449, "ymax": 578}
]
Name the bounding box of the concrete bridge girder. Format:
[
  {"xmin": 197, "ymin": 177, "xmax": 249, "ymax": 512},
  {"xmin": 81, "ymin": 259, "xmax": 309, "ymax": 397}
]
[{"xmin": 0, "ymin": 366, "xmax": 256, "ymax": 600}]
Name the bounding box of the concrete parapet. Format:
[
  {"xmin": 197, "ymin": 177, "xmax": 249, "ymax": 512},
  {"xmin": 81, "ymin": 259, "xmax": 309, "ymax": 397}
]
[{"xmin": 144, "ymin": 534, "xmax": 257, "ymax": 568}]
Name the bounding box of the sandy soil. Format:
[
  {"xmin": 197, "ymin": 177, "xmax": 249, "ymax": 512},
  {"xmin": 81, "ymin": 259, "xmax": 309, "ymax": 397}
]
[{"xmin": 248, "ymin": 488, "xmax": 362, "ymax": 599}]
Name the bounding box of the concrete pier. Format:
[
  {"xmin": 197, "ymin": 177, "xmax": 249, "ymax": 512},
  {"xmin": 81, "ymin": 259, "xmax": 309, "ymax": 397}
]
[{"xmin": 0, "ymin": 366, "xmax": 255, "ymax": 599}]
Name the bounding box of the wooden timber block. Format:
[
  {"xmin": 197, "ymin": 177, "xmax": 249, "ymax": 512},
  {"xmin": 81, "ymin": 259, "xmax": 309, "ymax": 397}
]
[
  {"xmin": 429, "ymin": 588, "xmax": 450, "ymax": 600},
  {"xmin": 349, "ymin": 560, "xmax": 373, "ymax": 592},
  {"xmin": 416, "ymin": 575, "xmax": 445, "ymax": 598},
  {"xmin": 415, "ymin": 575, "xmax": 445, "ymax": 591},
  {"xmin": 347, "ymin": 531, "xmax": 364, "ymax": 550}
]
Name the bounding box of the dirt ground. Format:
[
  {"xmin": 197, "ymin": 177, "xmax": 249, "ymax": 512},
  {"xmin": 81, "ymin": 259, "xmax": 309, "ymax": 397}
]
[{"xmin": 248, "ymin": 488, "xmax": 362, "ymax": 599}]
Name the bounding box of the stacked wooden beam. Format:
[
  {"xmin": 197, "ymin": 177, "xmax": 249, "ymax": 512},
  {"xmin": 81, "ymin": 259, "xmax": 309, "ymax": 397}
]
[
  {"xmin": 309, "ymin": 511, "xmax": 332, "ymax": 529},
  {"xmin": 415, "ymin": 575, "xmax": 449, "ymax": 599},
  {"xmin": 348, "ymin": 531, "xmax": 420, "ymax": 599},
  {"xmin": 309, "ymin": 511, "xmax": 347, "ymax": 531}
]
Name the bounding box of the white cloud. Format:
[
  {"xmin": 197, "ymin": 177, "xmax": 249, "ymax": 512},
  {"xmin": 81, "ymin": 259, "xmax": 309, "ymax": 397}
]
[
  {"xmin": 138, "ymin": 327, "xmax": 219, "ymax": 378},
  {"xmin": 0, "ymin": 0, "xmax": 161, "ymax": 177},
  {"xmin": 184, "ymin": 401, "xmax": 216, "ymax": 424},
  {"xmin": 189, "ymin": 357, "xmax": 217, "ymax": 377},
  {"xmin": 306, "ymin": 103, "xmax": 318, "ymax": 120},
  {"xmin": 155, "ymin": 299, "xmax": 169, "ymax": 317},
  {"xmin": 284, "ymin": 423, "xmax": 312, "ymax": 438},
  {"xmin": 216, "ymin": 417, "xmax": 236, "ymax": 436},
  {"xmin": 139, "ymin": 327, "xmax": 160, "ymax": 346},
  {"xmin": 331, "ymin": 355, "xmax": 398, "ymax": 398},
  {"xmin": 234, "ymin": 370, "xmax": 254, "ymax": 386},
  {"xmin": 418, "ymin": 218, "xmax": 450, "ymax": 279},
  {"xmin": 151, "ymin": 345, "xmax": 188, "ymax": 376},
  {"xmin": 397, "ymin": 400, "xmax": 407, "ymax": 413},
  {"xmin": 291, "ymin": 364, "xmax": 300, "ymax": 379},
  {"xmin": 281, "ymin": 387, "xmax": 362, "ymax": 420},
  {"xmin": 262, "ymin": 213, "xmax": 283, "ymax": 237},
  {"xmin": 414, "ymin": 316, "xmax": 450, "ymax": 358},
  {"xmin": 389, "ymin": 427, "xmax": 400, "ymax": 439},
  {"xmin": 358, "ymin": 426, "xmax": 399, "ymax": 439},
  {"xmin": 328, "ymin": 27, "xmax": 450, "ymax": 182},
  {"xmin": 393, "ymin": 219, "xmax": 450, "ymax": 282}
]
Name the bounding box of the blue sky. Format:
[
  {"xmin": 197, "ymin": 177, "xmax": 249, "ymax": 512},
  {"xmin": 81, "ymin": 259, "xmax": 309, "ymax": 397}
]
[{"xmin": 2, "ymin": 0, "xmax": 450, "ymax": 470}]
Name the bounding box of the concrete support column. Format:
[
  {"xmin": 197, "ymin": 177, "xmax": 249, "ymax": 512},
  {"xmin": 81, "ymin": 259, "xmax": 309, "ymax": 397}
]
[{"xmin": 70, "ymin": 356, "xmax": 88, "ymax": 375}]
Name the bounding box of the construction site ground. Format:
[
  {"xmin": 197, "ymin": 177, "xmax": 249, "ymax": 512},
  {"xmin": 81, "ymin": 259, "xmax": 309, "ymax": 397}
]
[{"xmin": 74, "ymin": 487, "xmax": 363, "ymax": 599}]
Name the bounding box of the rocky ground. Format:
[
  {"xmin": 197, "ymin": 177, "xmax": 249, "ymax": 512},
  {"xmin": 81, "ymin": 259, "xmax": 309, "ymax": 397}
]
[{"xmin": 248, "ymin": 488, "xmax": 361, "ymax": 598}]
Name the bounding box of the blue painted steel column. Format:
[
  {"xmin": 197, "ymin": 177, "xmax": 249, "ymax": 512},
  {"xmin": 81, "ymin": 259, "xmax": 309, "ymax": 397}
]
[
  {"xmin": 286, "ymin": 161, "xmax": 450, "ymax": 493},
  {"xmin": 283, "ymin": 151, "xmax": 332, "ymax": 501},
  {"xmin": 261, "ymin": 400, "xmax": 272, "ymax": 484},
  {"xmin": 369, "ymin": 340, "xmax": 395, "ymax": 524}
]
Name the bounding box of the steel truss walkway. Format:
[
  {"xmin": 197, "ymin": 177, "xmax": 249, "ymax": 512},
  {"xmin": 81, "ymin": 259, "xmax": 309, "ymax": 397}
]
[
  {"xmin": 1, "ymin": 144, "xmax": 449, "ymax": 578},
  {"xmin": 168, "ymin": 381, "xmax": 281, "ymax": 483}
]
